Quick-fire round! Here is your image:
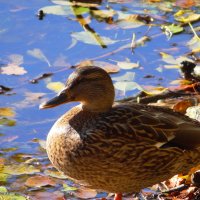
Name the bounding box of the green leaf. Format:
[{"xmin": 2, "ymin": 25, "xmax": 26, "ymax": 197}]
[
  {"xmin": 161, "ymin": 24, "xmax": 184, "ymax": 38},
  {"xmin": 73, "ymin": 6, "xmax": 89, "ymax": 15},
  {"xmin": 62, "ymin": 183, "xmax": 78, "ymax": 191},
  {"xmin": 0, "ymin": 117, "xmax": 16, "ymax": 126},
  {"xmin": 0, "ymin": 186, "xmax": 7, "ymax": 193}
]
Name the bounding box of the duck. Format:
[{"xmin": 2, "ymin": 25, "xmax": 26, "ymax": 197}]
[{"xmin": 40, "ymin": 66, "xmax": 200, "ymax": 200}]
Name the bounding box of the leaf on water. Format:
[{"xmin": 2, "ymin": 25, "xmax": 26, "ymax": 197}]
[
  {"xmin": 175, "ymin": 0, "xmax": 196, "ymax": 8},
  {"xmin": 160, "ymin": 52, "xmax": 194, "ymax": 68},
  {"xmin": 39, "ymin": 5, "xmax": 72, "ymax": 16},
  {"xmin": 0, "ymin": 107, "xmax": 15, "ymax": 117},
  {"xmin": 25, "ymin": 175, "xmax": 56, "ymax": 187},
  {"xmin": 143, "ymin": 86, "xmax": 168, "ymax": 96},
  {"xmin": 116, "ymin": 12, "xmax": 145, "ymax": 29},
  {"xmin": 117, "ymin": 61, "xmax": 140, "ymax": 69},
  {"xmin": 62, "ymin": 183, "xmax": 77, "ymax": 191},
  {"xmin": 71, "ymin": 31, "xmax": 118, "ymax": 46},
  {"xmin": 114, "ymin": 81, "xmax": 143, "ymax": 93},
  {"xmin": 0, "ymin": 186, "xmax": 7, "ymax": 193},
  {"xmin": 29, "ymin": 191, "xmax": 64, "ymax": 200},
  {"xmin": 1, "ymin": 163, "xmax": 40, "ymax": 175},
  {"xmin": 27, "ymin": 48, "xmax": 51, "ymax": 67},
  {"xmin": 187, "ymin": 36, "xmax": 200, "ymax": 53},
  {"xmin": 52, "ymin": 0, "xmax": 99, "ymax": 8},
  {"xmin": 1, "ymin": 64, "xmax": 27, "ymax": 75},
  {"xmin": 174, "ymin": 10, "xmax": 200, "ymax": 23},
  {"xmin": 72, "ymin": 6, "xmax": 90, "ymax": 15},
  {"xmin": 0, "ymin": 192, "xmax": 27, "ymax": 200},
  {"xmin": 112, "ymin": 72, "xmax": 135, "ymax": 82},
  {"xmin": 73, "ymin": 187, "xmax": 97, "ymax": 199},
  {"xmin": 46, "ymin": 82, "xmax": 65, "ymax": 93},
  {"xmin": 161, "ymin": 24, "xmax": 184, "ymax": 38},
  {"xmin": 92, "ymin": 9, "xmax": 116, "ymax": 19},
  {"xmin": 44, "ymin": 169, "xmax": 67, "ymax": 179},
  {"xmin": 0, "ymin": 173, "xmax": 9, "ymax": 183},
  {"xmin": 0, "ymin": 118, "xmax": 16, "ymax": 126}
]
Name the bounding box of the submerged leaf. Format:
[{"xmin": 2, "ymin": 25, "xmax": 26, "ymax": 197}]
[{"xmin": 0, "ymin": 118, "xmax": 16, "ymax": 126}]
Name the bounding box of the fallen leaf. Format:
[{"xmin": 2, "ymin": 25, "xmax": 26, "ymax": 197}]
[
  {"xmin": 71, "ymin": 31, "xmax": 118, "ymax": 46},
  {"xmin": 46, "ymin": 82, "xmax": 65, "ymax": 93},
  {"xmin": 161, "ymin": 24, "xmax": 184, "ymax": 38},
  {"xmin": 0, "ymin": 85, "xmax": 12, "ymax": 94},
  {"xmin": 44, "ymin": 169, "xmax": 66, "ymax": 179},
  {"xmin": 0, "ymin": 186, "xmax": 7, "ymax": 193},
  {"xmin": 173, "ymin": 100, "xmax": 193, "ymax": 113},
  {"xmin": 0, "ymin": 192, "xmax": 27, "ymax": 200},
  {"xmin": 27, "ymin": 48, "xmax": 51, "ymax": 67},
  {"xmin": 0, "ymin": 117, "xmax": 16, "ymax": 126},
  {"xmin": 1, "ymin": 163, "xmax": 40, "ymax": 175},
  {"xmin": 73, "ymin": 187, "xmax": 97, "ymax": 199},
  {"xmin": 0, "ymin": 107, "xmax": 15, "ymax": 117},
  {"xmin": 176, "ymin": 0, "xmax": 196, "ymax": 8},
  {"xmin": 114, "ymin": 81, "xmax": 143, "ymax": 93},
  {"xmin": 117, "ymin": 61, "xmax": 139, "ymax": 69},
  {"xmin": 174, "ymin": 10, "xmax": 200, "ymax": 23},
  {"xmin": 186, "ymin": 106, "xmax": 200, "ymax": 121},
  {"xmin": 1, "ymin": 64, "xmax": 27, "ymax": 75},
  {"xmin": 25, "ymin": 175, "xmax": 56, "ymax": 187},
  {"xmin": 62, "ymin": 183, "xmax": 77, "ymax": 191},
  {"xmin": 29, "ymin": 191, "xmax": 64, "ymax": 200},
  {"xmin": 112, "ymin": 72, "xmax": 135, "ymax": 82}
]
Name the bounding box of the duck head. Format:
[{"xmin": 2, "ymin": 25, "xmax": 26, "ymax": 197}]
[{"xmin": 40, "ymin": 66, "xmax": 115, "ymax": 112}]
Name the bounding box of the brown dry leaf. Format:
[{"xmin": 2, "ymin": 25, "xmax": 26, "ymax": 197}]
[
  {"xmin": 176, "ymin": 0, "xmax": 196, "ymax": 8},
  {"xmin": 1, "ymin": 64, "xmax": 27, "ymax": 75},
  {"xmin": 30, "ymin": 191, "xmax": 64, "ymax": 200},
  {"xmin": 25, "ymin": 175, "xmax": 56, "ymax": 187},
  {"xmin": 73, "ymin": 187, "xmax": 97, "ymax": 199},
  {"xmin": 173, "ymin": 100, "xmax": 193, "ymax": 113},
  {"xmin": 0, "ymin": 107, "xmax": 15, "ymax": 117}
]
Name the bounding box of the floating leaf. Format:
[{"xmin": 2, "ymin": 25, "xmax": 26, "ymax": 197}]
[
  {"xmin": 39, "ymin": 5, "xmax": 72, "ymax": 16},
  {"xmin": 114, "ymin": 81, "xmax": 143, "ymax": 92},
  {"xmin": 0, "ymin": 108, "xmax": 15, "ymax": 117},
  {"xmin": 25, "ymin": 175, "xmax": 56, "ymax": 187},
  {"xmin": 1, "ymin": 164, "xmax": 40, "ymax": 175},
  {"xmin": 46, "ymin": 82, "xmax": 65, "ymax": 93},
  {"xmin": 29, "ymin": 191, "xmax": 64, "ymax": 200},
  {"xmin": 174, "ymin": 10, "xmax": 200, "ymax": 23},
  {"xmin": 62, "ymin": 183, "xmax": 77, "ymax": 191},
  {"xmin": 161, "ymin": 24, "xmax": 184, "ymax": 38},
  {"xmin": 0, "ymin": 186, "xmax": 7, "ymax": 193},
  {"xmin": 92, "ymin": 9, "xmax": 116, "ymax": 18},
  {"xmin": 112, "ymin": 72, "xmax": 135, "ymax": 82},
  {"xmin": 44, "ymin": 169, "xmax": 66, "ymax": 179},
  {"xmin": 117, "ymin": 61, "xmax": 139, "ymax": 69},
  {"xmin": 73, "ymin": 187, "xmax": 97, "ymax": 199},
  {"xmin": 176, "ymin": 0, "xmax": 196, "ymax": 8},
  {"xmin": 27, "ymin": 48, "xmax": 51, "ymax": 67},
  {"xmin": 0, "ymin": 192, "xmax": 27, "ymax": 200},
  {"xmin": 0, "ymin": 173, "xmax": 9, "ymax": 183},
  {"xmin": 0, "ymin": 118, "xmax": 16, "ymax": 126},
  {"xmin": 73, "ymin": 6, "xmax": 90, "ymax": 15},
  {"xmin": 187, "ymin": 36, "xmax": 200, "ymax": 53},
  {"xmin": 71, "ymin": 31, "xmax": 118, "ymax": 46},
  {"xmin": 1, "ymin": 64, "xmax": 27, "ymax": 75},
  {"xmin": 0, "ymin": 85, "xmax": 12, "ymax": 95}
]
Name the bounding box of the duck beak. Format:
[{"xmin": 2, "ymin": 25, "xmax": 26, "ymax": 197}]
[{"xmin": 39, "ymin": 87, "xmax": 71, "ymax": 109}]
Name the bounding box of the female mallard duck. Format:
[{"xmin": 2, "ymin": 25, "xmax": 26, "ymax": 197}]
[{"xmin": 40, "ymin": 66, "xmax": 200, "ymax": 200}]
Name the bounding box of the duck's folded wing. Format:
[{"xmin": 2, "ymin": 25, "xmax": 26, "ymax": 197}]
[{"xmin": 98, "ymin": 103, "xmax": 200, "ymax": 150}]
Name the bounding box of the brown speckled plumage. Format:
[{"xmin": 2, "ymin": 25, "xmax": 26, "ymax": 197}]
[{"xmin": 41, "ymin": 66, "xmax": 200, "ymax": 196}]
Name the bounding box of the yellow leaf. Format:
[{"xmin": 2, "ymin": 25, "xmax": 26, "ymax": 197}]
[
  {"xmin": 0, "ymin": 108, "xmax": 15, "ymax": 117},
  {"xmin": 46, "ymin": 82, "xmax": 65, "ymax": 93}
]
